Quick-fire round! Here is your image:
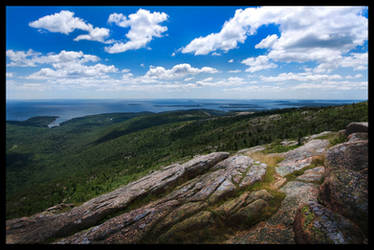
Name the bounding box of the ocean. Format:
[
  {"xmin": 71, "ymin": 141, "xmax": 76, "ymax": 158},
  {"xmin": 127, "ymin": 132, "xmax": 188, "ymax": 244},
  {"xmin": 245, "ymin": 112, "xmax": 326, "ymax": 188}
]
[{"xmin": 6, "ymin": 99, "xmax": 364, "ymax": 127}]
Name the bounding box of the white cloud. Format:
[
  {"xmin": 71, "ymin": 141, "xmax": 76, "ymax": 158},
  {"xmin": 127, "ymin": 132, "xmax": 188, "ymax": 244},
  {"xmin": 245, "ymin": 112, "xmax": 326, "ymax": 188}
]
[
  {"xmin": 29, "ymin": 10, "xmax": 90, "ymax": 34},
  {"xmin": 27, "ymin": 63, "xmax": 118, "ymax": 80},
  {"xmin": 6, "ymin": 72, "xmax": 14, "ymax": 78},
  {"xmin": 292, "ymin": 81, "xmax": 367, "ymax": 90},
  {"xmin": 228, "ymin": 69, "xmax": 241, "ymax": 73},
  {"xmin": 313, "ymin": 52, "xmax": 368, "ymax": 73},
  {"xmin": 6, "ymin": 49, "xmax": 41, "ymax": 67},
  {"xmin": 241, "ymin": 55, "xmax": 277, "ymax": 72},
  {"xmin": 7, "ymin": 49, "xmax": 99, "ymax": 67},
  {"xmin": 255, "ymin": 34, "xmax": 278, "ymax": 49},
  {"xmin": 195, "ymin": 76, "xmax": 247, "ymax": 87},
  {"xmin": 29, "ymin": 10, "xmax": 110, "ymax": 43},
  {"xmin": 212, "ymin": 52, "xmax": 221, "ymax": 56},
  {"xmin": 181, "ymin": 6, "xmax": 368, "ymax": 67},
  {"xmin": 105, "ymin": 9, "xmax": 168, "ymax": 53},
  {"xmin": 260, "ymin": 71, "xmax": 343, "ymax": 82},
  {"xmin": 228, "ymin": 59, "xmax": 234, "ymax": 63},
  {"xmin": 74, "ymin": 27, "xmax": 110, "ymax": 43},
  {"xmin": 8, "ymin": 50, "xmax": 118, "ymax": 81},
  {"xmin": 143, "ymin": 63, "xmax": 218, "ymax": 80}
]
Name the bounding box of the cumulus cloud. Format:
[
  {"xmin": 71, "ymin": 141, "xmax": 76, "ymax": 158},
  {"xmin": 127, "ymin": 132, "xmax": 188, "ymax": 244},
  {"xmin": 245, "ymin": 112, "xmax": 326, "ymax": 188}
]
[
  {"xmin": 143, "ymin": 63, "xmax": 218, "ymax": 80},
  {"xmin": 313, "ymin": 52, "xmax": 368, "ymax": 73},
  {"xmin": 181, "ymin": 6, "xmax": 368, "ymax": 67},
  {"xmin": 260, "ymin": 71, "xmax": 343, "ymax": 82},
  {"xmin": 29, "ymin": 10, "xmax": 110, "ymax": 43},
  {"xmin": 228, "ymin": 69, "xmax": 241, "ymax": 73},
  {"xmin": 241, "ymin": 55, "xmax": 277, "ymax": 72},
  {"xmin": 7, "ymin": 49, "xmax": 99, "ymax": 67},
  {"xmin": 7, "ymin": 49, "xmax": 118, "ymax": 80},
  {"xmin": 195, "ymin": 76, "xmax": 247, "ymax": 87},
  {"xmin": 255, "ymin": 34, "xmax": 278, "ymax": 49},
  {"xmin": 292, "ymin": 81, "xmax": 367, "ymax": 90},
  {"xmin": 105, "ymin": 9, "xmax": 168, "ymax": 53},
  {"xmin": 6, "ymin": 49, "xmax": 41, "ymax": 67},
  {"xmin": 228, "ymin": 59, "xmax": 234, "ymax": 63},
  {"xmin": 6, "ymin": 72, "xmax": 14, "ymax": 78},
  {"xmin": 27, "ymin": 63, "xmax": 117, "ymax": 80}
]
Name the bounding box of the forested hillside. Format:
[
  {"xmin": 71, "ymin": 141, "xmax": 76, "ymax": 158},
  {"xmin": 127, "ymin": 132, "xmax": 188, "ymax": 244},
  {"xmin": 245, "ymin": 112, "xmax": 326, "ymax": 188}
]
[{"xmin": 6, "ymin": 101, "xmax": 368, "ymax": 219}]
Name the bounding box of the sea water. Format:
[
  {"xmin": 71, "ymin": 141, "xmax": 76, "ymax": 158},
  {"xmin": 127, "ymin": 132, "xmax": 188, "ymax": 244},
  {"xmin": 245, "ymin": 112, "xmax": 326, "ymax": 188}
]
[{"xmin": 6, "ymin": 99, "xmax": 364, "ymax": 126}]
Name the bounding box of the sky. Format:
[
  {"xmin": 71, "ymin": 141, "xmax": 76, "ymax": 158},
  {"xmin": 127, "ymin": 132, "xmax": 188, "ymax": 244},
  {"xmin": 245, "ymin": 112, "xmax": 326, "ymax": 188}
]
[{"xmin": 6, "ymin": 6, "xmax": 368, "ymax": 100}]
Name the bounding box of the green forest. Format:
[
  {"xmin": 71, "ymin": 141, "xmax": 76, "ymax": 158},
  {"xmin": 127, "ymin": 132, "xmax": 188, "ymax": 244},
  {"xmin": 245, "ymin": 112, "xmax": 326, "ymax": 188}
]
[{"xmin": 6, "ymin": 101, "xmax": 368, "ymax": 219}]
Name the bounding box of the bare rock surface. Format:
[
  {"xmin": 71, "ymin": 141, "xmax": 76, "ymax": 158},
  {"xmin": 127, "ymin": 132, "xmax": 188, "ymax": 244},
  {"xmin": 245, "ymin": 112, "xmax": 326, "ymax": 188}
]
[
  {"xmin": 228, "ymin": 181, "xmax": 319, "ymax": 244},
  {"xmin": 276, "ymin": 139, "xmax": 329, "ymax": 176},
  {"xmin": 316, "ymin": 122, "xmax": 368, "ymax": 238},
  {"xmin": 294, "ymin": 202, "xmax": 366, "ymax": 244},
  {"xmin": 6, "ymin": 152, "xmax": 229, "ymax": 244},
  {"xmin": 318, "ymin": 168, "xmax": 368, "ymax": 234},
  {"xmin": 305, "ymin": 131, "xmax": 333, "ymax": 141},
  {"xmin": 55, "ymin": 154, "xmax": 268, "ymax": 244},
  {"xmin": 347, "ymin": 132, "xmax": 368, "ymax": 142},
  {"xmin": 296, "ymin": 166, "xmax": 325, "ymax": 182},
  {"xmin": 345, "ymin": 122, "xmax": 368, "ymax": 136},
  {"xmin": 237, "ymin": 145, "xmax": 266, "ymax": 155},
  {"xmin": 325, "ymin": 140, "xmax": 368, "ymax": 171}
]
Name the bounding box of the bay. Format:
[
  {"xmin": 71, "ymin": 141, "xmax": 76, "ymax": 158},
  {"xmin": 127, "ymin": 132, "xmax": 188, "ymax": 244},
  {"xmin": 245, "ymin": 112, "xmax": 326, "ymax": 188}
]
[{"xmin": 6, "ymin": 99, "xmax": 364, "ymax": 127}]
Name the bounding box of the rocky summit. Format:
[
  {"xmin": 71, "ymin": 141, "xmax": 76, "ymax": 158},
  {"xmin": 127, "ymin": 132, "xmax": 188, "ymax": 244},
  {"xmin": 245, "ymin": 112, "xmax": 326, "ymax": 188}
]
[{"xmin": 6, "ymin": 122, "xmax": 368, "ymax": 244}]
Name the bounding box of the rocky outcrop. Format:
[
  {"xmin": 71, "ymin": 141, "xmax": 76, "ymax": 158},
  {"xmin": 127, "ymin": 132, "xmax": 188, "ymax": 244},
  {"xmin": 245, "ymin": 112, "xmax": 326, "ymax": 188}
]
[
  {"xmin": 228, "ymin": 181, "xmax": 319, "ymax": 244},
  {"xmin": 275, "ymin": 139, "xmax": 329, "ymax": 176},
  {"xmin": 345, "ymin": 122, "xmax": 368, "ymax": 136},
  {"xmin": 294, "ymin": 202, "xmax": 366, "ymax": 244},
  {"xmin": 296, "ymin": 166, "xmax": 325, "ymax": 182},
  {"xmin": 294, "ymin": 122, "xmax": 368, "ymax": 243},
  {"xmin": 6, "ymin": 152, "xmax": 229, "ymax": 244},
  {"xmin": 320, "ymin": 127, "xmax": 368, "ymax": 234},
  {"xmin": 318, "ymin": 169, "xmax": 368, "ymax": 235},
  {"xmin": 347, "ymin": 132, "xmax": 368, "ymax": 142},
  {"xmin": 55, "ymin": 155, "xmax": 269, "ymax": 244},
  {"xmin": 325, "ymin": 140, "xmax": 368, "ymax": 172}
]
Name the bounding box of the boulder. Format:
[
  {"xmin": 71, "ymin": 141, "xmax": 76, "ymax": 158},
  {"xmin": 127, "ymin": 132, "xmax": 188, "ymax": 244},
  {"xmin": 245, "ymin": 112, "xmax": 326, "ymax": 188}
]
[
  {"xmin": 345, "ymin": 122, "xmax": 368, "ymax": 136},
  {"xmin": 157, "ymin": 210, "xmax": 216, "ymax": 243},
  {"xmin": 325, "ymin": 140, "xmax": 368, "ymax": 171},
  {"xmin": 228, "ymin": 181, "xmax": 319, "ymax": 244},
  {"xmin": 216, "ymin": 190, "xmax": 273, "ymax": 226},
  {"xmin": 318, "ymin": 169, "xmax": 368, "ymax": 235},
  {"xmin": 294, "ymin": 202, "xmax": 366, "ymax": 244},
  {"xmin": 347, "ymin": 132, "xmax": 368, "ymax": 142}
]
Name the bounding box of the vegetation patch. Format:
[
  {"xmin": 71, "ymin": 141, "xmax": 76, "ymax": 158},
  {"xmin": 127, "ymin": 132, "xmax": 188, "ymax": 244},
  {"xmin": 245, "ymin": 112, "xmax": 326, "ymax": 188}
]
[
  {"xmin": 302, "ymin": 205, "xmax": 315, "ymax": 228},
  {"xmin": 246, "ymin": 151, "xmax": 284, "ymax": 168},
  {"xmin": 314, "ymin": 131, "xmax": 347, "ymax": 147},
  {"xmin": 263, "ymin": 139, "xmax": 300, "ymax": 154}
]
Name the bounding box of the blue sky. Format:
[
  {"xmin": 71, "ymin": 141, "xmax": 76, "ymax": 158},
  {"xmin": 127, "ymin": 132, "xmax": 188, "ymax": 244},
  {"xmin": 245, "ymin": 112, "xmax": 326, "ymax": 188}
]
[{"xmin": 6, "ymin": 6, "xmax": 368, "ymax": 99}]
